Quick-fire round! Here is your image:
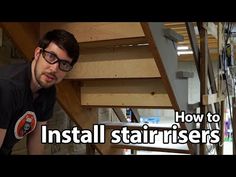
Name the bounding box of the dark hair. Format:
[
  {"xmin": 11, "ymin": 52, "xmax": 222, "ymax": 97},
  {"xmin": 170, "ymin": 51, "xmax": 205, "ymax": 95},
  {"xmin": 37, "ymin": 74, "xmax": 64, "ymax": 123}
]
[{"xmin": 38, "ymin": 29, "xmax": 80, "ymax": 66}]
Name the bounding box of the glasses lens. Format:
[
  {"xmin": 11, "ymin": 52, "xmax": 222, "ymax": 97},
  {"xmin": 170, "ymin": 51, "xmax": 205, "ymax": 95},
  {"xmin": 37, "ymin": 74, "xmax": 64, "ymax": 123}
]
[
  {"xmin": 41, "ymin": 49, "xmax": 72, "ymax": 72},
  {"xmin": 59, "ymin": 60, "xmax": 73, "ymax": 72},
  {"xmin": 42, "ymin": 50, "xmax": 58, "ymax": 64}
]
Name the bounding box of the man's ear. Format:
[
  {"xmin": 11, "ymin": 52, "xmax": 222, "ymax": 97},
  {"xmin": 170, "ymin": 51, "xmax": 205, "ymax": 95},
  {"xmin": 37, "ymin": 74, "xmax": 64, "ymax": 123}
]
[{"xmin": 34, "ymin": 47, "xmax": 41, "ymax": 60}]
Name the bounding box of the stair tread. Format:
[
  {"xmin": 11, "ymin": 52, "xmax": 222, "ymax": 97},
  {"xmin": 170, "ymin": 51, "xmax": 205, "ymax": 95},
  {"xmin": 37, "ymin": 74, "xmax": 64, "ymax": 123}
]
[
  {"xmin": 115, "ymin": 142, "xmax": 188, "ymax": 150},
  {"xmin": 136, "ymin": 151, "xmax": 190, "ymax": 155},
  {"xmin": 112, "ymin": 141, "xmax": 189, "ymax": 154},
  {"xmin": 111, "ymin": 129, "xmax": 189, "ymax": 154}
]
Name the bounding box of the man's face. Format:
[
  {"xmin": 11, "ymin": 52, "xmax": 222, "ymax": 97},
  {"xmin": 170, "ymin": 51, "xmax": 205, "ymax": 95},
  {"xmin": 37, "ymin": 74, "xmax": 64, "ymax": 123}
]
[{"xmin": 34, "ymin": 42, "xmax": 72, "ymax": 88}]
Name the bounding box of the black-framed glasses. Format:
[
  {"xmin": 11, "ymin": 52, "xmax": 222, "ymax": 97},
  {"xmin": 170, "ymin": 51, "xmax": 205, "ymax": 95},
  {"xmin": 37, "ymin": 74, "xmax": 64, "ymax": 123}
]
[{"xmin": 41, "ymin": 49, "xmax": 73, "ymax": 72}]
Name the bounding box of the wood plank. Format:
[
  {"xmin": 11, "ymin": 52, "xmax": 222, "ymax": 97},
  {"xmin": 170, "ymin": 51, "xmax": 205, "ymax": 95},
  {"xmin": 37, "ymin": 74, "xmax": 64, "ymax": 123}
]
[
  {"xmin": 164, "ymin": 22, "xmax": 185, "ymax": 27},
  {"xmin": 171, "ymin": 33, "xmax": 217, "ymax": 39},
  {"xmin": 66, "ymin": 45, "xmax": 160, "ymax": 79},
  {"xmin": 107, "ymin": 121, "xmax": 189, "ymax": 154},
  {"xmin": 202, "ymin": 93, "xmax": 225, "ymax": 105},
  {"xmin": 178, "ymin": 52, "xmax": 219, "ymax": 62},
  {"xmin": 40, "ymin": 22, "xmax": 144, "ymax": 43},
  {"xmin": 81, "ymin": 79, "xmax": 172, "ymax": 108},
  {"xmin": 79, "ymin": 37, "xmax": 147, "ymax": 48},
  {"xmin": 112, "ymin": 143, "xmax": 190, "ymax": 154}
]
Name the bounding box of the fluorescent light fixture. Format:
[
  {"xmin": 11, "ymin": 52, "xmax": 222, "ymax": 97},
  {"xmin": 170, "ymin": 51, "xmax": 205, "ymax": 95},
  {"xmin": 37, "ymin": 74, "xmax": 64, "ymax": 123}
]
[
  {"xmin": 177, "ymin": 46, "xmax": 189, "ymax": 50},
  {"xmin": 177, "ymin": 51, "xmax": 193, "ymax": 56}
]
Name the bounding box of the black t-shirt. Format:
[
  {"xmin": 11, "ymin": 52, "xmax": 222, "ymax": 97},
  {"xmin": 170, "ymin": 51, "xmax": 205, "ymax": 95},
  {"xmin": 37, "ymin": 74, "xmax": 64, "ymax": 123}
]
[{"xmin": 0, "ymin": 61, "xmax": 56, "ymax": 154}]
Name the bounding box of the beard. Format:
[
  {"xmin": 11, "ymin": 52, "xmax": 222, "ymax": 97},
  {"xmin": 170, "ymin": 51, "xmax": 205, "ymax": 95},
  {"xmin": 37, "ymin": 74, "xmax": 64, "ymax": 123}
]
[{"xmin": 34, "ymin": 58, "xmax": 58, "ymax": 88}]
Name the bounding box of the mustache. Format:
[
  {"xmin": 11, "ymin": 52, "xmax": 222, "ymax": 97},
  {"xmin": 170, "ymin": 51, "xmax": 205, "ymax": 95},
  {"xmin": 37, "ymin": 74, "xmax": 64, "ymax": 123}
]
[{"xmin": 43, "ymin": 72, "xmax": 57, "ymax": 80}]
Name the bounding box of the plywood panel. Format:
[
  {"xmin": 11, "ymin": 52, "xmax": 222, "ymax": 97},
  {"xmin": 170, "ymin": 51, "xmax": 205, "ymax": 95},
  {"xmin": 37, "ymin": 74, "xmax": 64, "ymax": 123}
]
[
  {"xmin": 66, "ymin": 46, "xmax": 160, "ymax": 79},
  {"xmin": 81, "ymin": 79, "xmax": 172, "ymax": 108},
  {"xmin": 40, "ymin": 22, "xmax": 144, "ymax": 43}
]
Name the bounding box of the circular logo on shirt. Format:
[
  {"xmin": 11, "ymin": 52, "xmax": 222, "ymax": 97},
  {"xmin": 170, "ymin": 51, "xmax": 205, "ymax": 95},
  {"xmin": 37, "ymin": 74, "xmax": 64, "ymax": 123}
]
[{"xmin": 14, "ymin": 111, "xmax": 37, "ymax": 139}]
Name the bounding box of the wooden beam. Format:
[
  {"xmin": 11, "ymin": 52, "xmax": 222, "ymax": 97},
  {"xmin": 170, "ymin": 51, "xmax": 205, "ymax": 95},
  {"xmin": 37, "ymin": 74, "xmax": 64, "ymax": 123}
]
[
  {"xmin": 233, "ymin": 98, "xmax": 236, "ymax": 154},
  {"xmin": 199, "ymin": 22, "xmax": 208, "ymax": 155},
  {"xmin": 186, "ymin": 22, "xmax": 200, "ymax": 76},
  {"xmin": 218, "ymin": 100, "xmax": 225, "ymax": 155},
  {"xmin": 141, "ymin": 22, "xmax": 195, "ymax": 155},
  {"xmin": 81, "ymin": 79, "xmax": 172, "ymax": 108},
  {"xmin": 208, "ymin": 50, "xmax": 220, "ymax": 114},
  {"xmin": 204, "ymin": 22, "xmax": 218, "ymax": 39},
  {"xmin": 40, "ymin": 22, "xmax": 144, "ymax": 43},
  {"xmin": 0, "ymin": 22, "xmax": 39, "ymax": 60},
  {"xmin": 57, "ymin": 80, "xmax": 124, "ymax": 155},
  {"xmin": 57, "ymin": 81, "xmax": 97, "ymax": 129},
  {"xmin": 202, "ymin": 93, "xmax": 225, "ymax": 105},
  {"xmin": 86, "ymin": 144, "xmax": 95, "ymax": 155},
  {"xmin": 218, "ymin": 23, "xmax": 223, "ymax": 53},
  {"xmin": 66, "ymin": 45, "xmax": 160, "ymax": 79},
  {"xmin": 187, "ymin": 22, "xmax": 220, "ymax": 116},
  {"xmin": 112, "ymin": 108, "xmax": 127, "ymax": 122},
  {"xmin": 141, "ymin": 23, "xmax": 178, "ymax": 110},
  {"xmin": 131, "ymin": 108, "xmax": 140, "ymax": 122}
]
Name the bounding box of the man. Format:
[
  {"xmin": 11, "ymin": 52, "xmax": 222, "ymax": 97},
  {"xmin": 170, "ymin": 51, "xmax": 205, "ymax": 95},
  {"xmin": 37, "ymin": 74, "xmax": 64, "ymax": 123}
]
[{"xmin": 0, "ymin": 29, "xmax": 80, "ymax": 155}]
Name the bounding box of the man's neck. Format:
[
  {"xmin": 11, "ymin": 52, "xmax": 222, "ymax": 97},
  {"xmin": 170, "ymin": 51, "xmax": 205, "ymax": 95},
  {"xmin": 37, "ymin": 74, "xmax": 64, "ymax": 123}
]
[
  {"xmin": 31, "ymin": 80, "xmax": 41, "ymax": 93},
  {"xmin": 31, "ymin": 60, "xmax": 42, "ymax": 93}
]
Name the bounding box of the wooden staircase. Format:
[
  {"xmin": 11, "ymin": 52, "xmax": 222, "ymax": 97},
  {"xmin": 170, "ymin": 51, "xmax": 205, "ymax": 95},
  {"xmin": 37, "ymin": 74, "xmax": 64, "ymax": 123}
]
[
  {"xmin": 1, "ymin": 22, "xmax": 199, "ymax": 155},
  {"xmin": 104, "ymin": 122, "xmax": 190, "ymax": 154}
]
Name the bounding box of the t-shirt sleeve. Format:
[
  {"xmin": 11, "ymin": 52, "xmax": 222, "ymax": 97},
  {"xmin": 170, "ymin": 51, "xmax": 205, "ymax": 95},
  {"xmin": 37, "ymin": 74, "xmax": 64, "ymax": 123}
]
[
  {"xmin": 0, "ymin": 80, "xmax": 15, "ymax": 129},
  {"xmin": 35, "ymin": 87, "xmax": 56, "ymax": 122}
]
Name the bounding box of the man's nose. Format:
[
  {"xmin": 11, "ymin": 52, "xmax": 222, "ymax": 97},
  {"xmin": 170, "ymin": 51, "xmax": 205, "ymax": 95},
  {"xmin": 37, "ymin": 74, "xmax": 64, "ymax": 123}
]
[{"xmin": 50, "ymin": 62, "xmax": 59, "ymax": 72}]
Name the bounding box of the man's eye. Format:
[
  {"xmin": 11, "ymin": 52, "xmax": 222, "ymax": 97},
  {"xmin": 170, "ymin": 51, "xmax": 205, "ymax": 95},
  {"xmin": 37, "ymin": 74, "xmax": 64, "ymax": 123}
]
[
  {"xmin": 61, "ymin": 61, "xmax": 69, "ymax": 66},
  {"xmin": 47, "ymin": 53, "xmax": 55, "ymax": 60}
]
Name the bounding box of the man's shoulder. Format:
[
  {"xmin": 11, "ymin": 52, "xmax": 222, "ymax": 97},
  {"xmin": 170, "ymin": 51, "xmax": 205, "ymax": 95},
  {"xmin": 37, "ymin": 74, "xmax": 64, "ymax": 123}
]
[
  {"xmin": 0, "ymin": 62, "xmax": 30, "ymax": 79},
  {"xmin": 0, "ymin": 62, "xmax": 31, "ymax": 94},
  {"xmin": 0, "ymin": 78, "xmax": 20, "ymax": 95},
  {"xmin": 0, "ymin": 62, "xmax": 30, "ymax": 87}
]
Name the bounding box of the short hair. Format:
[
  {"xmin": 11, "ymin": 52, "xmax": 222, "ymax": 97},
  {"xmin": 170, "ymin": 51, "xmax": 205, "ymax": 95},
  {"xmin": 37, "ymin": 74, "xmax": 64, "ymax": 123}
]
[{"xmin": 38, "ymin": 29, "xmax": 80, "ymax": 66}]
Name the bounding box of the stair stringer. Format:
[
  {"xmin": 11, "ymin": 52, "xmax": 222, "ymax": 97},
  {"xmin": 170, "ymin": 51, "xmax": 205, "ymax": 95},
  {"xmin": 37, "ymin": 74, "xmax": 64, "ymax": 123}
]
[{"xmin": 142, "ymin": 22, "xmax": 195, "ymax": 154}]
